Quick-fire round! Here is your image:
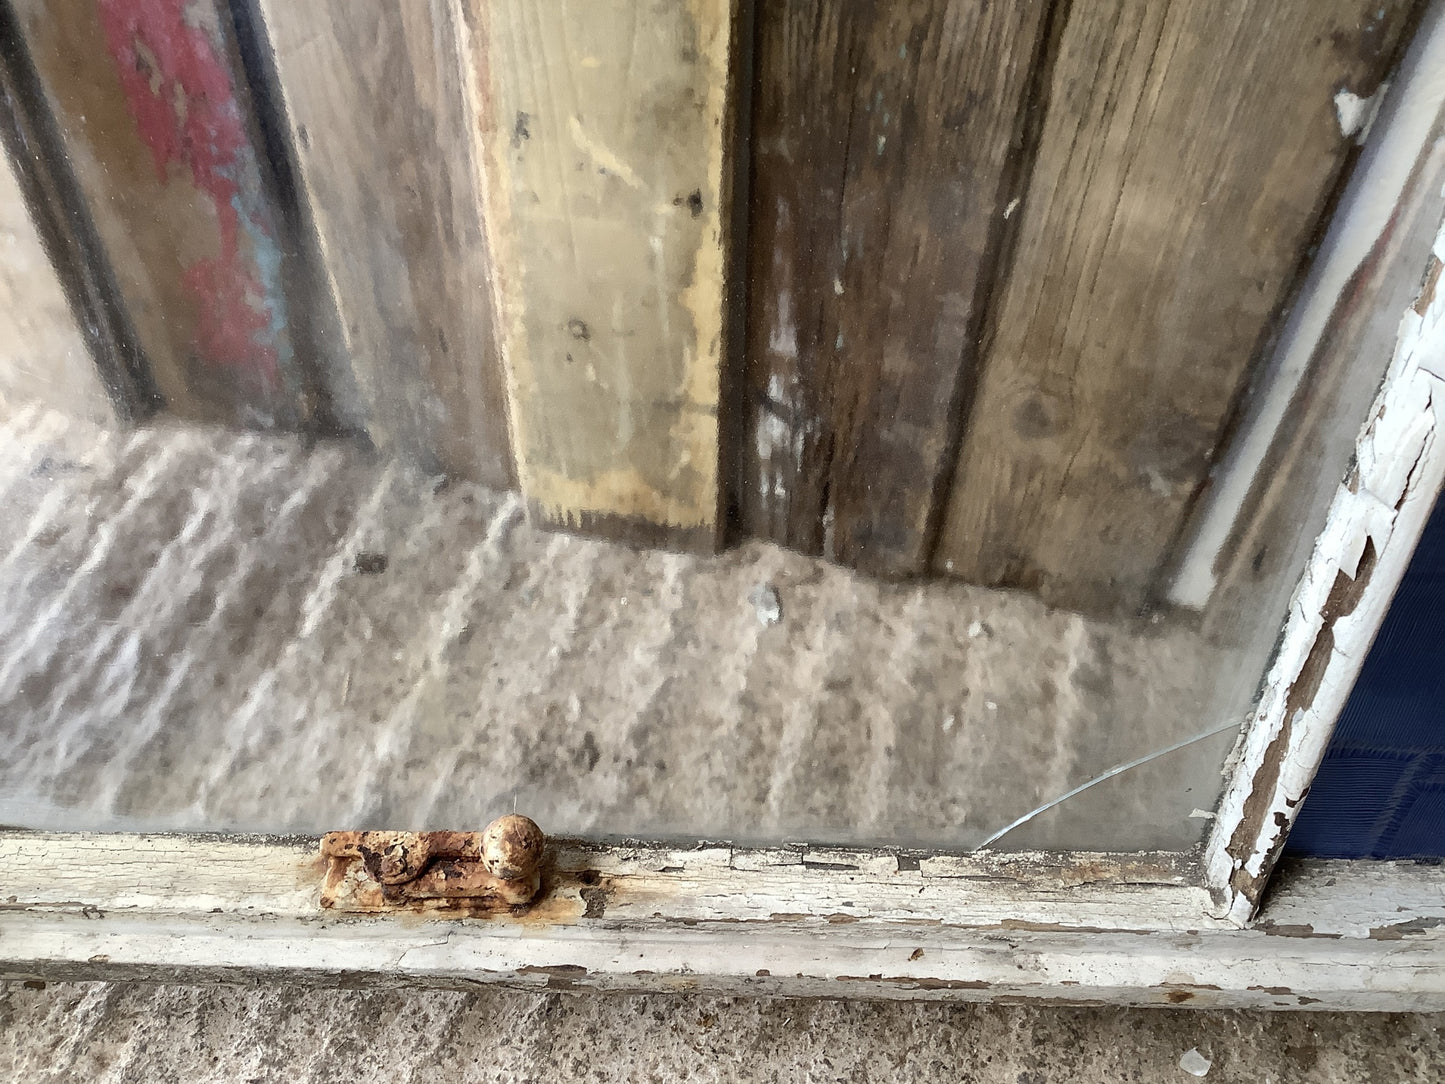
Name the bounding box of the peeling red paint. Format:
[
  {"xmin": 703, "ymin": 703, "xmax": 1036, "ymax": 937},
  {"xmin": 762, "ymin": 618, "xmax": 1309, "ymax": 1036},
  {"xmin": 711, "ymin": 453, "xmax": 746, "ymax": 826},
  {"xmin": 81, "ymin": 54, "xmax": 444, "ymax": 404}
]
[{"xmin": 97, "ymin": 0, "xmax": 283, "ymax": 394}]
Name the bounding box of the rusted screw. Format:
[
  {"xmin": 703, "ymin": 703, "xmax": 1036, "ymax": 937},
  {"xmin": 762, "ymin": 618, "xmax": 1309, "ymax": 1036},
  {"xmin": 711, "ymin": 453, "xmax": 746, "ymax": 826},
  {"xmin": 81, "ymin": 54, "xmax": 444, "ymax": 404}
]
[
  {"xmin": 321, "ymin": 816, "xmax": 547, "ymax": 910},
  {"xmin": 481, "ymin": 814, "xmax": 546, "ymax": 882}
]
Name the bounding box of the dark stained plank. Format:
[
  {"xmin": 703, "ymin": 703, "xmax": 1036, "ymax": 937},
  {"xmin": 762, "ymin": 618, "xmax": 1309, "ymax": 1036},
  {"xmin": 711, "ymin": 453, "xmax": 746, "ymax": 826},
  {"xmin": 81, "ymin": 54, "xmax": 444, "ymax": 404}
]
[
  {"xmin": 739, "ymin": 0, "xmax": 1055, "ymax": 576},
  {"xmin": 934, "ymin": 0, "xmax": 1418, "ymax": 615},
  {"xmin": 9, "ymin": 0, "xmax": 306, "ymax": 428},
  {"xmin": 460, "ymin": 0, "xmax": 743, "ymax": 549},
  {"xmin": 254, "ymin": 0, "xmax": 513, "ymax": 487}
]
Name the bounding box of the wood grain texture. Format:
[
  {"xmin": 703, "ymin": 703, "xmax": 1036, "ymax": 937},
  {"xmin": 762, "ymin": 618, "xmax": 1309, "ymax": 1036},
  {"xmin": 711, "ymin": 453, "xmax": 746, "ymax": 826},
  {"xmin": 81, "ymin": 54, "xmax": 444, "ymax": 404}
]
[
  {"xmin": 935, "ymin": 0, "xmax": 1417, "ymax": 615},
  {"xmin": 5, "ymin": 835, "xmax": 1445, "ymax": 1010},
  {"xmin": 1187, "ymin": 36, "xmax": 1445, "ymax": 643},
  {"xmin": 740, "ymin": 0, "xmax": 1053, "ymax": 576},
  {"xmin": 10, "ymin": 0, "xmax": 305, "ymax": 427},
  {"xmin": 462, "ymin": 0, "xmax": 740, "ymax": 549},
  {"xmin": 255, "ymin": 0, "xmax": 513, "ymax": 487}
]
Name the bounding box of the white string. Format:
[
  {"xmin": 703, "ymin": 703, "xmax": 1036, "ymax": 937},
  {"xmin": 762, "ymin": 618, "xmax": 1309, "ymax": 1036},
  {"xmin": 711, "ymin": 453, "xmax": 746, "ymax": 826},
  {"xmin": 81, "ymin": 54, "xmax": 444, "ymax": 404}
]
[{"xmin": 972, "ymin": 719, "xmax": 1243, "ymax": 850}]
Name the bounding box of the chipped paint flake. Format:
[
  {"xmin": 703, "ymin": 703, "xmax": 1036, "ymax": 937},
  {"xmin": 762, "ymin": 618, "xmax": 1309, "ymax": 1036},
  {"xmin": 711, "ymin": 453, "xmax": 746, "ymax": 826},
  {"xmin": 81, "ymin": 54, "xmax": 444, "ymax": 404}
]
[{"xmin": 1334, "ymin": 85, "xmax": 1386, "ymax": 143}]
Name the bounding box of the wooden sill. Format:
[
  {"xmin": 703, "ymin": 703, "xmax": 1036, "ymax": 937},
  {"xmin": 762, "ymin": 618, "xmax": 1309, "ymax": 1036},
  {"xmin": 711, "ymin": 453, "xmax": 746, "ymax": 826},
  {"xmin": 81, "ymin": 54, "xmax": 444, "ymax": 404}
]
[{"xmin": 3, "ymin": 832, "xmax": 1442, "ymax": 1010}]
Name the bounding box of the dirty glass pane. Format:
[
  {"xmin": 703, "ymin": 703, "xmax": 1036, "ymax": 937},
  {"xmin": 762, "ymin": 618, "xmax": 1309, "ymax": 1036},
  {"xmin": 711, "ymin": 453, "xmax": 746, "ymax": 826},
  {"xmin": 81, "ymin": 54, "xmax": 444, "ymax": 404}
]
[{"xmin": 0, "ymin": 0, "xmax": 1438, "ymax": 853}]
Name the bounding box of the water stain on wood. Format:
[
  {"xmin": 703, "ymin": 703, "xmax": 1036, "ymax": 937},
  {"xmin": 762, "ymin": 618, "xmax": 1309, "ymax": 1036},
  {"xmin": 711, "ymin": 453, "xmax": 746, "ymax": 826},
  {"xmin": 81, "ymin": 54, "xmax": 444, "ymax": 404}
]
[
  {"xmin": 740, "ymin": 0, "xmax": 1055, "ymax": 576},
  {"xmin": 936, "ymin": 0, "xmax": 1416, "ymax": 616}
]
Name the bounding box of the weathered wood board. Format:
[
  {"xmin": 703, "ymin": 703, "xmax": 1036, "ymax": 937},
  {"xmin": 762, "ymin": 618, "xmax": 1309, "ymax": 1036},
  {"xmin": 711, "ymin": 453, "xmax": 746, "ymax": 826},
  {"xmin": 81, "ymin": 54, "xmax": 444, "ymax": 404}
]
[
  {"xmin": 461, "ymin": 0, "xmax": 740, "ymax": 548},
  {"xmin": 740, "ymin": 0, "xmax": 1054, "ymax": 576},
  {"xmin": 934, "ymin": 0, "xmax": 1417, "ymax": 615},
  {"xmin": 255, "ymin": 0, "xmax": 513, "ymax": 487},
  {"xmin": 9, "ymin": 0, "xmax": 305, "ymax": 428},
  {"xmin": 1172, "ymin": 10, "xmax": 1445, "ymax": 637},
  {"xmin": 5, "ymin": 835, "xmax": 1445, "ymax": 1010}
]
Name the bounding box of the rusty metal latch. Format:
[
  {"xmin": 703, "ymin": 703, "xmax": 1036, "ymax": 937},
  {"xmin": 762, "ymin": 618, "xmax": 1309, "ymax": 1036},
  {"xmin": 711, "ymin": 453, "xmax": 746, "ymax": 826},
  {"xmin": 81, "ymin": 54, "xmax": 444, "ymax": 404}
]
[{"xmin": 320, "ymin": 814, "xmax": 546, "ymax": 914}]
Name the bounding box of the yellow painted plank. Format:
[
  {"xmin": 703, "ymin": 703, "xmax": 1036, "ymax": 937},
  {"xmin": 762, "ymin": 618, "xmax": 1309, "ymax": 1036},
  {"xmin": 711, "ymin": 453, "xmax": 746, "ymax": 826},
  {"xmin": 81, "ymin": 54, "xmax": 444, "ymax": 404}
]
[{"xmin": 460, "ymin": 0, "xmax": 740, "ymax": 548}]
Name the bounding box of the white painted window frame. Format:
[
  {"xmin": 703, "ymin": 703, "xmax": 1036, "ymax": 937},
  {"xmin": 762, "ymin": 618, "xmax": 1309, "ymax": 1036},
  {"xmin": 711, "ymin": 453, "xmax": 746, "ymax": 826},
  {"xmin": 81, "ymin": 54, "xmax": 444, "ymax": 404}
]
[{"xmin": 5, "ymin": 5, "xmax": 1445, "ymax": 1012}]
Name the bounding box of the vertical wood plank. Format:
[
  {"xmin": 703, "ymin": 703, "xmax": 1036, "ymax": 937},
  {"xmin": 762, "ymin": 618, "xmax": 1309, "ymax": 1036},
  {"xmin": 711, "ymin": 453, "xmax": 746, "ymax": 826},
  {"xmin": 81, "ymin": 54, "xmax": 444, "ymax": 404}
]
[
  {"xmin": 254, "ymin": 0, "xmax": 514, "ymax": 487},
  {"xmin": 740, "ymin": 0, "xmax": 1054, "ymax": 576},
  {"xmin": 10, "ymin": 0, "xmax": 305, "ymax": 427},
  {"xmin": 461, "ymin": 0, "xmax": 740, "ymax": 549},
  {"xmin": 935, "ymin": 0, "xmax": 1418, "ymax": 615}
]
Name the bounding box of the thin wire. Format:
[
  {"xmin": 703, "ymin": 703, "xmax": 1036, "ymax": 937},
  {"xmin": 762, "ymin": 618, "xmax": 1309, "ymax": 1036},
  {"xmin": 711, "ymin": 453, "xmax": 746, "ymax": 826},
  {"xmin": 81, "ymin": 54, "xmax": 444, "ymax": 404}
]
[{"xmin": 972, "ymin": 719, "xmax": 1244, "ymax": 851}]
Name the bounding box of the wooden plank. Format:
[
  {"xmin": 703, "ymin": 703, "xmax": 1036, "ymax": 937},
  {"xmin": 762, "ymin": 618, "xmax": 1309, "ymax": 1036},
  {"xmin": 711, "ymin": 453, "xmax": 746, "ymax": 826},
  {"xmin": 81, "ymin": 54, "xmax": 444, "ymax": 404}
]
[
  {"xmin": 934, "ymin": 0, "xmax": 1418, "ymax": 615},
  {"xmin": 254, "ymin": 0, "xmax": 513, "ymax": 487},
  {"xmin": 4, "ymin": 834, "xmax": 1445, "ymax": 1009},
  {"xmin": 1171, "ymin": 3, "xmax": 1445, "ymax": 626},
  {"xmin": 460, "ymin": 0, "xmax": 740, "ymax": 549},
  {"xmin": 0, "ymin": 834, "xmax": 1215, "ymax": 930},
  {"xmin": 9, "ymin": 906, "xmax": 1443, "ymax": 1010},
  {"xmin": 739, "ymin": 0, "xmax": 1054, "ymax": 575},
  {"xmin": 9, "ymin": 0, "xmax": 306, "ymax": 428}
]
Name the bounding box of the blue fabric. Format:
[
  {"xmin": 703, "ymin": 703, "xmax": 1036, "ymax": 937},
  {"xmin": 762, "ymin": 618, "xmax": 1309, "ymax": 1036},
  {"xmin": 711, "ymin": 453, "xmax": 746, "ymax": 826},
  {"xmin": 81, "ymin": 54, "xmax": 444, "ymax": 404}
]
[{"xmin": 1287, "ymin": 494, "xmax": 1445, "ymax": 858}]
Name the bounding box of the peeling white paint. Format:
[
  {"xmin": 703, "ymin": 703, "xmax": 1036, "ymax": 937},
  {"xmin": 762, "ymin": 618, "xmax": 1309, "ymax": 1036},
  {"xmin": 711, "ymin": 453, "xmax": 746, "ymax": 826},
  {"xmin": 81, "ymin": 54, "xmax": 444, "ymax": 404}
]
[
  {"xmin": 1334, "ymin": 86, "xmax": 1386, "ymax": 143},
  {"xmin": 3, "ymin": 834, "xmax": 1445, "ymax": 1007},
  {"xmin": 768, "ymin": 290, "xmax": 798, "ymax": 358},
  {"xmin": 1206, "ymin": 212, "xmax": 1445, "ymax": 923},
  {"xmin": 1003, "ymin": 197, "xmax": 1020, "ymax": 220},
  {"xmin": 756, "ymin": 374, "xmax": 802, "ymax": 502}
]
